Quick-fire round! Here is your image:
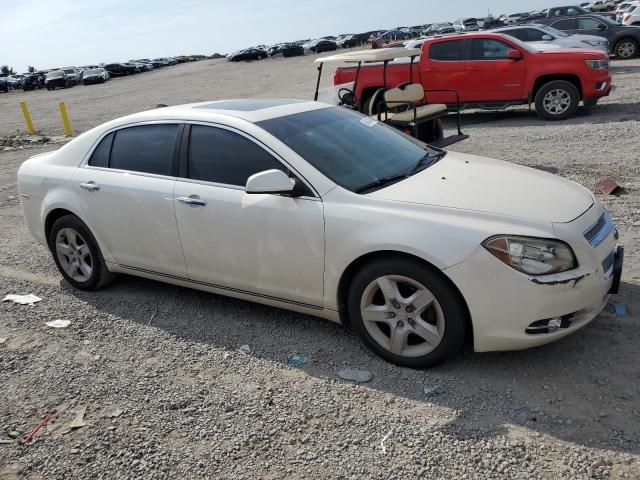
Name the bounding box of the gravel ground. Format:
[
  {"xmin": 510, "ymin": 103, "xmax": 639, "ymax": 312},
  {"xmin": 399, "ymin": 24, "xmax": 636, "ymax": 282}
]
[{"xmin": 1, "ymin": 54, "xmax": 640, "ymax": 479}]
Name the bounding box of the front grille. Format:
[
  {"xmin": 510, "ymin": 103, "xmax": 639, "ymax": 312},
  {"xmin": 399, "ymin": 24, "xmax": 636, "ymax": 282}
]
[{"xmin": 584, "ymin": 212, "xmax": 614, "ymax": 247}]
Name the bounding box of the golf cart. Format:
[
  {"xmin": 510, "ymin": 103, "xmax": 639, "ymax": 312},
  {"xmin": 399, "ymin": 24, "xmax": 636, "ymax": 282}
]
[{"xmin": 312, "ymin": 48, "xmax": 468, "ymax": 148}]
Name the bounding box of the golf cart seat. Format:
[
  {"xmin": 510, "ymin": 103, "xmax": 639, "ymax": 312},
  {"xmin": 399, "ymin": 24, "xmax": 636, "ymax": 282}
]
[{"xmin": 381, "ymin": 84, "xmax": 448, "ymax": 124}]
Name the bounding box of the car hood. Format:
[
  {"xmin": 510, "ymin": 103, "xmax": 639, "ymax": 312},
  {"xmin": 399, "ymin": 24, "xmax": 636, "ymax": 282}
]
[
  {"xmin": 367, "ymin": 152, "xmax": 593, "ymax": 223},
  {"xmin": 537, "ymin": 47, "xmax": 608, "ymax": 58}
]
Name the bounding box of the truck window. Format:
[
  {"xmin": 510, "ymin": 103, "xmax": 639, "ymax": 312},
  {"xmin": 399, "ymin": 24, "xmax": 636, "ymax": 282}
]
[
  {"xmin": 469, "ymin": 39, "xmax": 512, "ymax": 60},
  {"xmin": 429, "ymin": 40, "xmax": 464, "ymax": 61}
]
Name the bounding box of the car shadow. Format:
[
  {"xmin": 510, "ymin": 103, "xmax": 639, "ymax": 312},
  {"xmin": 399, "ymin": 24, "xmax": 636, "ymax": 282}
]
[
  {"xmin": 442, "ymin": 102, "xmax": 640, "ymax": 130},
  {"xmin": 610, "ymin": 65, "xmax": 640, "ymax": 75},
  {"xmin": 67, "ymin": 273, "xmax": 640, "ymax": 455}
]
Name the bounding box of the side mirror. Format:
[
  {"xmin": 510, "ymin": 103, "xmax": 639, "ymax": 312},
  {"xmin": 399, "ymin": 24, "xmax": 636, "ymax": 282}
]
[
  {"xmin": 542, "ymin": 35, "xmax": 553, "ymax": 40},
  {"xmin": 597, "ymin": 23, "xmax": 607, "ymax": 30},
  {"xmin": 245, "ymin": 169, "xmax": 298, "ymax": 196},
  {"xmin": 507, "ymin": 49, "xmax": 523, "ymax": 60}
]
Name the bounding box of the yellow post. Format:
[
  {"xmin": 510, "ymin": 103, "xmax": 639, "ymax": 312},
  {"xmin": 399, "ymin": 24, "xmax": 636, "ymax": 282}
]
[
  {"xmin": 58, "ymin": 101, "xmax": 73, "ymax": 137},
  {"xmin": 20, "ymin": 101, "xmax": 36, "ymax": 135}
]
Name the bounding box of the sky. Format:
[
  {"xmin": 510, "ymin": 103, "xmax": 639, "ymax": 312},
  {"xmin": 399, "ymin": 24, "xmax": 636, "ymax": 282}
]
[{"xmin": 2, "ymin": 0, "xmax": 557, "ymax": 72}]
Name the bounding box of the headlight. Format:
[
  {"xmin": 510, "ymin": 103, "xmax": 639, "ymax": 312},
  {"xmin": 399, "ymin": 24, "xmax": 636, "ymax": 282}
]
[
  {"xmin": 585, "ymin": 59, "xmax": 609, "ymax": 70},
  {"xmin": 483, "ymin": 236, "xmax": 577, "ymax": 276},
  {"xmin": 582, "ymin": 40, "xmax": 602, "ymax": 47}
]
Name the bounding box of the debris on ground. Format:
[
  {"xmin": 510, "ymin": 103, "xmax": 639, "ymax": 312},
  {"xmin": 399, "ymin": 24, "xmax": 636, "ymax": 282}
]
[
  {"xmin": 236, "ymin": 345, "xmax": 251, "ymax": 355},
  {"xmin": 380, "ymin": 430, "xmax": 392, "ymax": 454},
  {"xmin": 63, "ymin": 406, "xmax": 86, "ymax": 434},
  {"xmin": 595, "ymin": 177, "xmax": 623, "ymax": 196},
  {"xmin": 287, "ymin": 354, "xmax": 310, "ymax": 366},
  {"xmin": 0, "ymin": 439, "xmax": 14, "ymax": 445},
  {"xmin": 24, "ymin": 415, "xmax": 52, "ymax": 444},
  {"xmin": 45, "ymin": 320, "xmax": 71, "ymax": 329},
  {"xmin": 614, "ymin": 303, "xmax": 629, "ymax": 317},
  {"xmin": 8, "ymin": 431, "xmax": 20, "ymax": 439},
  {"xmin": 2, "ymin": 294, "xmax": 42, "ymax": 305},
  {"xmin": 0, "ymin": 337, "xmax": 7, "ymax": 345},
  {"xmin": 337, "ymin": 368, "xmax": 372, "ymax": 383},
  {"xmin": 109, "ymin": 409, "xmax": 124, "ymax": 418},
  {"xmin": 423, "ymin": 384, "xmax": 444, "ymax": 397}
]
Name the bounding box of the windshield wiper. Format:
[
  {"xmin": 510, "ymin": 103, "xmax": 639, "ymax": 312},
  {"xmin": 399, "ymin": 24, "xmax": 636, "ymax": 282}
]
[
  {"xmin": 355, "ymin": 173, "xmax": 409, "ymax": 194},
  {"xmin": 409, "ymin": 150, "xmax": 447, "ymax": 176}
]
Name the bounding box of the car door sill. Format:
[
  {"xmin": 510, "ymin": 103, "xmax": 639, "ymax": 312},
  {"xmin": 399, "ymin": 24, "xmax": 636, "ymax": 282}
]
[{"xmin": 114, "ymin": 263, "xmax": 324, "ymax": 311}]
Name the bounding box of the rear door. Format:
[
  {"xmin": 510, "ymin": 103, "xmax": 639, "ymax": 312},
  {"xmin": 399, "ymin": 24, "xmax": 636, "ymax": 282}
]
[
  {"xmin": 421, "ymin": 39, "xmax": 467, "ymax": 104},
  {"xmin": 464, "ymin": 38, "xmax": 527, "ymax": 102}
]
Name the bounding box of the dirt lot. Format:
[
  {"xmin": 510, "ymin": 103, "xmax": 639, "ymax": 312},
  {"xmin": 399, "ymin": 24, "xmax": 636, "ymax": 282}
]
[{"xmin": 1, "ymin": 54, "xmax": 639, "ymax": 479}]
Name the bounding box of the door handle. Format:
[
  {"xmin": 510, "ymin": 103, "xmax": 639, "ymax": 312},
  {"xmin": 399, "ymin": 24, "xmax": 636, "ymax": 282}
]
[
  {"xmin": 80, "ymin": 181, "xmax": 100, "ymax": 191},
  {"xmin": 177, "ymin": 196, "xmax": 207, "ymax": 206}
]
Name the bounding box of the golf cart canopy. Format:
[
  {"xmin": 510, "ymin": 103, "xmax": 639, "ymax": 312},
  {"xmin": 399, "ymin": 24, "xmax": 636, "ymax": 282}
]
[{"xmin": 314, "ymin": 48, "xmax": 422, "ymax": 64}]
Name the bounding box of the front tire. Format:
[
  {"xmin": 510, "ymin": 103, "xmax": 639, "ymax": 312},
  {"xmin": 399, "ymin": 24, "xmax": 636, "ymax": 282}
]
[
  {"xmin": 347, "ymin": 258, "xmax": 467, "ymax": 368},
  {"xmin": 49, "ymin": 215, "xmax": 114, "ymax": 291},
  {"xmin": 614, "ymin": 38, "xmax": 638, "ymax": 59},
  {"xmin": 534, "ymin": 80, "xmax": 580, "ymax": 121}
]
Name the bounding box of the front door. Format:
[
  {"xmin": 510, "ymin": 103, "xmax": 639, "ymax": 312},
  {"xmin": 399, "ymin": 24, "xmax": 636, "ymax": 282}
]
[
  {"xmin": 464, "ymin": 38, "xmax": 527, "ymax": 102},
  {"xmin": 173, "ymin": 124, "xmax": 325, "ymax": 307},
  {"xmin": 72, "ymin": 123, "xmax": 187, "ymax": 277}
]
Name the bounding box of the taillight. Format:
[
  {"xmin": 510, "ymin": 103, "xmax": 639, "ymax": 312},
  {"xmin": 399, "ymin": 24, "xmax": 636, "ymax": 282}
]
[
  {"xmin": 623, "ymin": 13, "xmax": 632, "ymax": 22},
  {"xmin": 333, "ymin": 72, "xmax": 340, "ymax": 86}
]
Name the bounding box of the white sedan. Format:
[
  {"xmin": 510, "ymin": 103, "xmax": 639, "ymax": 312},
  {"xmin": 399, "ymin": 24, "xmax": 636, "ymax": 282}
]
[{"xmin": 17, "ymin": 99, "xmax": 623, "ymax": 368}]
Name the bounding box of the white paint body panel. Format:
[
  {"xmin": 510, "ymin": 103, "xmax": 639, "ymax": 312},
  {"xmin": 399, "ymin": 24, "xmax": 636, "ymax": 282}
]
[{"xmin": 17, "ymin": 100, "xmax": 617, "ymax": 353}]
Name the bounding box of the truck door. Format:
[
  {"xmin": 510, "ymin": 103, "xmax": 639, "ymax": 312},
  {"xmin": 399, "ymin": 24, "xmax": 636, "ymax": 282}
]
[
  {"xmin": 464, "ymin": 38, "xmax": 527, "ymax": 102},
  {"xmin": 421, "ymin": 39, "xmax": 467, "ymax": 104}
]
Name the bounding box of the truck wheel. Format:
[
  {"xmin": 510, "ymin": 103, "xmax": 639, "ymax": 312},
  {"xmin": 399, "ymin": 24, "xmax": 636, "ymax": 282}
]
[
  {"xmin": 614, "ymin": 39, "xmax": 638, "ymax": 59},
  {"xmin": 534, "ymin": 80, "xmax": 580, "ymax": 121}
]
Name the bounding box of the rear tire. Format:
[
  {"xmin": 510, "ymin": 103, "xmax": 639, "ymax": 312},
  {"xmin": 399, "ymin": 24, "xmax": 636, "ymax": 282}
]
[
  {"xmin": 534, "ymin": 80, "xmax": 580, "ymax": 121},
  {"xmin": 347, "ymin": 257, "xmax": 467, "ymax": 368},
  {"xmin": 49, "ymin": 215, "xmax": 115, "ymax": 291},
  {"xmin": 614, "ymin": 38, "xmax": 638, "ymax": 59}
]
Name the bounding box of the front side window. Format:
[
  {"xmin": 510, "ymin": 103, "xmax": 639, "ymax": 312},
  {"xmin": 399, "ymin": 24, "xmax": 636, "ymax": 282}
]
[
  {"xmin": 258, "ymin": 107, "xmax": 438, "ymax": 193},
  {"xmin": 523, "ymin": 28, "xmax": 547, "ymax": 41},
  {"xmin": 109, "ymin": 124, "xmax": 178, "ymax": 175},
  {"xmin": 188, "ymin": 125, "xmax": 285, "ymax": 186},
  {"xmin": 469, "ymin": 39, "xmax": 512, "ymax": 60},
  {"xmin": 429, "ymin": 40, "xmax": 464, "ymax": 61}
]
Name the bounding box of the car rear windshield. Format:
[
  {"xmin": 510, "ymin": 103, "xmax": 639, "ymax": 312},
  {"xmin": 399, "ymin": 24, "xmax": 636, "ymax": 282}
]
[{"xmin": 258, "ymin": 106, "xmax": 436, "ymax": 193}]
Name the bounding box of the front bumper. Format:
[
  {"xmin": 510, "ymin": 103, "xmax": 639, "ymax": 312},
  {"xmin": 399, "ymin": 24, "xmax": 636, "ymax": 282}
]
[{"xmin": 444, "ymin": 205, "xmax": 622, "ymax": 352}]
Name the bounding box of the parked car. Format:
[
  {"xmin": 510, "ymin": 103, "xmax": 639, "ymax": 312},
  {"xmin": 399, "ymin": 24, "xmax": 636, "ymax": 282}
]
[
  {"xmin": 426, "ymin": 22, "xmax": 456, "ymax": 35},
  {"xmin": 22, "ymin": 73, "xmax": 46, "ymax": 91},
  {"xmin": 61, "ymin": 67, "xmax": 80, "ymax": 85},
  {"xmin": 492, "ymin": 24, "xmax": 609, "ymax": 52},
  {"xmin": 45, "ymin": 70, "xmax": 70, "ymax": 90},
  {"xmin": 333, "ymin": 33, "xmax": 612, "ymax": 120},
  {"xmin": 82, "ymin": 68, "xmax": 110, "ymax": 85},
  {"xmin": 337, "ymin": 34, "xmax": 359, "ymax": 48},
  {"xmin": 615, "ymin": 2, "xmax": 640, "ymax": 20},
  {"xmin": 228, "ymin": 48, "xmax": 268, "ymax": 61},
  {"xmin": 17, "ymin": 99, "xmax": 623, "ymax": 368},
  {"xmin": 304, "ymin": 39, "xmax": 338, "ymax": 53},
  {"xmin": 538, "ymin": 14, "xmax": 640, "ymax": 58},
  {"xmin": 586, "ymin": 0, "xmax": 616, "ymax": 11},
  {"xmin": 0, "ymin": 78, "xmax": 7, "ymax": 93},
  {"xmin": 268, "ymin": 43, "xmax": 304, "ymax": 57},
  {"xmin": 621, "ymin": 4, "xmax": 640, "ymax": 24},
  {"xmin": 541, "ymin": 4, "xmax": 617, "ymax": 19},
  {"xmin": 104, "ymin": 63, "xmax": 137, "ymax": 76},
  {"xmin": 453, "ymin": 18, "xmax": 480, "ymax": 32}
]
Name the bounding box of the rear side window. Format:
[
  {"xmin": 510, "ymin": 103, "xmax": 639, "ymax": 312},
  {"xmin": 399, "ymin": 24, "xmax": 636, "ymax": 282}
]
[
  {"xmin": 88, "ymin": 132, "xmax": 114, "ymax": 167},
  {"xmin": 578, "ymin": 18, "xmax": 605, "ymax": 30},
  {"xmin": 470, "ymin": 39, "xmax": 512, "ymax": 60},
  {"xmin": 110, "ymin": 124, "xmax": 178, "ymax": 175},
  {"xmin": 551, "ymin": 18, "xmax": 577, "ymax": 30},
  {"xmin": 188, "ymin": 125, "xmax": 285, "ymax": 186},
  {"xmin": 429, "ymin": 40, "xmax": 464, "ymax": 61}
]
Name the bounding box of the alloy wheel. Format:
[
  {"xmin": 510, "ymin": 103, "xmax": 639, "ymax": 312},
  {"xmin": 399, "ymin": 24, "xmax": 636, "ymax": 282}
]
[
  {"xmin": 55, "ymin": 228, "xmax": 93, "ymax": 282},
  {"xmin": 617, "ymin": 41, "xmax": 636, "ymax": 59},
  {"xmin": 542, "ymin": 89, "xmax": 571, "ymax": 115},
  {"xmin": 360, "ymin": 275, "xmax": 445, "ymax": 357}
]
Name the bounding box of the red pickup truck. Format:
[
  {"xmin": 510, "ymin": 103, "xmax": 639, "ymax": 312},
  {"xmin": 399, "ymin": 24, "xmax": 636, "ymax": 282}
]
[{"xmin": 333, "ymin": 33, "xmax": 612, "ymax": 120}]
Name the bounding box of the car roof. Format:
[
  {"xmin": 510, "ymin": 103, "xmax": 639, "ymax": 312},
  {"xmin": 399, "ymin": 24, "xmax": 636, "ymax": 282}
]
[{"xmin": 110, "ymin": 99, "xmax": 332, "ymax": 125}]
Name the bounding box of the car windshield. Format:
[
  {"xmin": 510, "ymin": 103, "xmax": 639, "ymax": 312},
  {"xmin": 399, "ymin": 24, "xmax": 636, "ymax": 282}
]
[
  {"xmin": 46, "ymin": 71, "xmax": 64, "ymax": 78},
  {"xmin": 84, "ymin": 69, "xmax": 99, "ymax": 75},
  {"xmin": 538, "ymin": 24, "xmax": 569, "ymax": 37},
  {"xmin": 258, "ymin": 106, "xmax": 443, "ymax": 193}
]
